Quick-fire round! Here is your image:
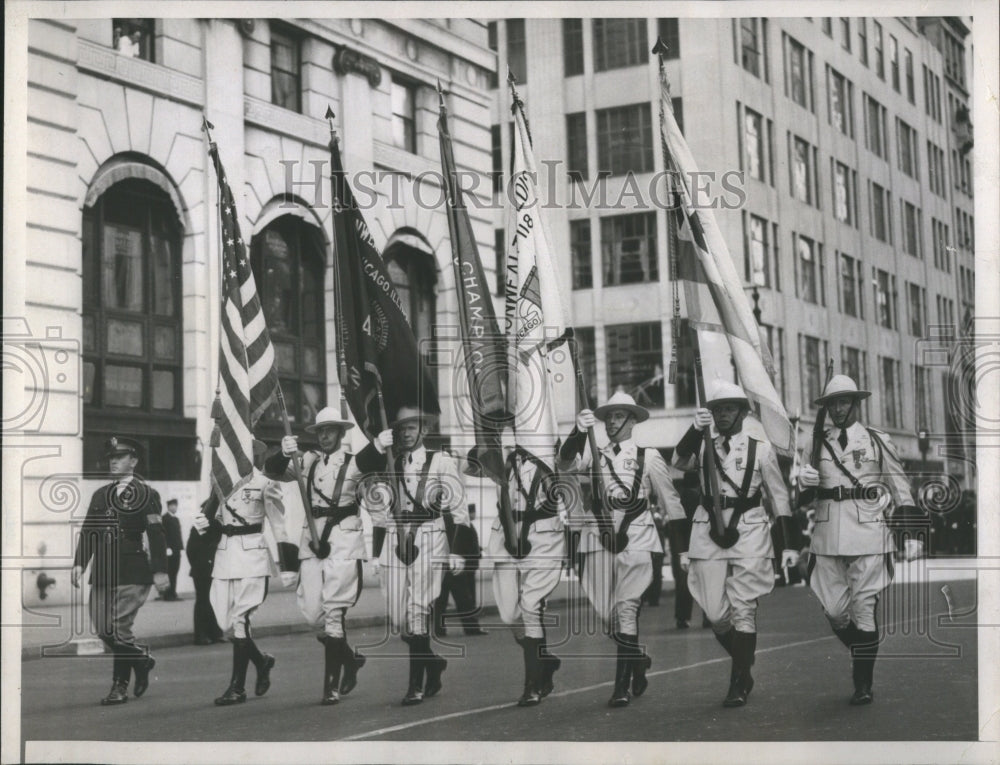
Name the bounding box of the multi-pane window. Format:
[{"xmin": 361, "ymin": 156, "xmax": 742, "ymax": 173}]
[
  {"xmin": 897, "ymin": 119, "xmax": 918, "ymax": 179},
  {"xmin": 745, "ymin": 213, "xmax": 774, "ymax": 288},
  {"xmin": 832, "ymin": 161, "xmax": 857, "ymax": 225},
  {"xmin": 880, "ymin": 356, "xmax": 901, "ymax": 428},
  {"xmin": 932, "ymin": 218, "xmax": 951, "ymax": 272},
  {"xmin": 828, "ymin": 67, "xmax": 853, "ymax": 136},
  {"xmin": 593, "ymin": 18, "xmax": 648, "ymax": 72},
  {"xmin": 870, "ymin": 182, "xmax": 891, "ymax": 243},
  {"xmin": 570, "ymin": 219, "xmax": 593, "ymax": 290},
  {"xmin": 566, "ymin": 112, "xmax": 589, "ymax": 182},
  {"xmin": 790, "ymin": 136, "xmax": 818, "ymax": 206},
  {"xmin": 739, "ymin": 18, "xmax": 764, "ymax": 78},
  {"xmin": 606, "ymin": 322, "xmax": 664, "ymax": 409},
  {"xmin": 595, "ymin": 103, "xmax": 654, "ymax": 176},
  {"xmin": 494, "ymin": 228, "xmax": 505, "ymax": 296},
  {"xmin": 252, "ymin": 216, "xmax": 327, "ymax": 428},
  {"xmin": 507, "ymin": 19, "xmax": 527, "ymax": 83},
  {"xmin": 927, "ymin": 141, "xmax": 947, "ymax": 197},
  {"xmin": 658, "ymin": 18, "xmax": 680, "ymax": 59},
  {"xmin": 574, "ymin": 327, "xmax": 598, "ymax": 405},
  {"xmin": 796, "ymin": 235, "xmax": 820, "ymax": 304},
  {"xmin": 873, "ymin": 21, "xmax": 884, "ymax": 79},
  {"xmin": 112, "ymin": 18, "xmax": 156, "ymax": 61},
  {"xmin": 801, "ymin": 334, "xmax": 824, "ymax": 412},
  {"xmin": 601, "ymin": 212, "xmax": 658, "ymax": 286},
  {"xmin": 873, "ymin": 268, "xmax": 896, "ymax": 329},
  {"xmin": 889, "ymin": 34, "xmax": 900, "ymax": 91},
  {"xmin": 270, "ymin": 26, "xmax": 301, "ymax": 112},
  {"xmin": 841, "ymin": 346, "xmax": 868, "ymax": 418},
  {"xmin": 761, "ymin": 324, "xmax": 786, "ymax": 401},
  {"xmin": 839, "ymin": 253, "xmax": 863, "ymax": 318},
  {"xmin": 840, "ymin": 18, "xmax": 850, "ymax": 49},
  {"xmin": 900, "ymin": 201, "xmax": 921, "ymax": 257},
  {"xmin": 908, "ymin": 282, "xmax": 927, "ymax": 336},
  {"xmin": 786, "ymin": 35, "xmax": 811, "ymax": 110},
  {"xmin": 82, "ymin": 178, "xmax": 182, "ymax": 420},
  {"xmin": 391, "ymin": 77, "xmax": 417, "ymax": 153},
  {"xmin": 914, "ymin": 364, "xmax": 932, "ymax": 431},
  {"xmin": 858, "ymin": 18, "xmax": 868, "ymax": 66},
  {"xmin": 905, "ymin": 49, "xmax": 915, "ymax": 103},
  {"xmin": 563, "ymin": 19, "xmax": 584, "ymax": 76},
  {"xmin": 923, "ymin": 66, "xmax": 942, "ymax": 122},
  {"xmin": 744, "ymin": 107, "xmax": 765, "ymax": 181},
  {"xmin": 821, "ymin": 18, "xmax": 832, "ymax": 37},
  {"xmin": 864, "ymin": 95, "xmax": 888, "ymax": 159},
  {"xmin": 491, "ymin": 125, "xmax": 503, "ymax": 194},
  {"xmin": 385, "ymin": 244, "xmax": 437, "ymax": 372},
  {"xmin": 944, "ymin": 32, "xmax": 966, "ymax": 89}
]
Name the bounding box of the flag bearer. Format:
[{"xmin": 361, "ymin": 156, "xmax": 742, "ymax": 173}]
[
  {"xmin": 672, "ymin": 381, "xmax": 800, "ymax": 708},
  {"xmin": 268, "ymin": 407, "xmax": 391, "ymax": 705},
  {"xmin": 798, "ymin": 375, "xmax": 925, "ymax": 705},
  {"xmin": 559, "ymin": 391, "xmax": 685, "ymax": 708}
]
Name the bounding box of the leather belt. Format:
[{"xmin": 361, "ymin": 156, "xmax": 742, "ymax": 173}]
[
  {"xmin": 817, "ymin": 486, "xmax": 880, "ymax": 501},
  {"xmin": 312, "ymin": 505, "xmax": 359, "ymax": 524},
  {"xmin": 511, "ymin": 505, "xmax": 559, "ymax": 523},
  {"xmin": 220, "ymin": 522, "xmax": 262, "ymax": 536},
  {"xmin": 701, "ymin": 493, "xmax": 762, "ymax": 511}
]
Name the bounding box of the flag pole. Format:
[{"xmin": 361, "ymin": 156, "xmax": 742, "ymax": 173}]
[
  {"xmin": 326, "ymin": 106, "xmax": 352, "ymax": 425},
  {"xmin": 691, "ymin": 325, "xmax": 732, "ymax": 546},
  {"xmin": 202, "ymin": 116, "xmax": 226, "ymax": 455}
]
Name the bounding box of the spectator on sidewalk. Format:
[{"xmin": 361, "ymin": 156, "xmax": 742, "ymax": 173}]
[
  {"xmin": 160, "ymin": 499, "xmax": 184, "ymax": 601},
  {"xmin": 186, "ymin": 506, "xmax": 224, "ymax": 645}
]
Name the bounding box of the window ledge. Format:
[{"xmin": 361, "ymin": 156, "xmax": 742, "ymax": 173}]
[
  {"xmin": 77, "ymin": 39, "xmax": 203, "ymax": 107},
  {"xmin": 244, "ymin": 95, "xmax": 329, "ymax": 148}
]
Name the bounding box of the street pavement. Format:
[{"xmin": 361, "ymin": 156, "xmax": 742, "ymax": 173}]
[{"xmin": 18, "ymin": 573, "xmax": 978, "ymax": 745}]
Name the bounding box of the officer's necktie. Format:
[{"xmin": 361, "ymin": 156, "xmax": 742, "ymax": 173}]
[
  {"xmin": 323, "ymin": 453, "xmax": 329, "ymax": 466},
  {"xmin": 612, "ymin": 444, "xmax": 621, "ymax": 456},
  {"xmin": 408, "ymin": 453, "xmax": 413, "ymax": 465},
  {"xmin": 838, "ymin": 429, "xmax": 849, "ymax": 450},
  {"xmin": 722, "ymin": 436, "xmax": 731, "ymax": 455}
]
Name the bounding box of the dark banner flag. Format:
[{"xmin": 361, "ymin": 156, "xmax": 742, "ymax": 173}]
[
  {"xmin": 328, "ymin": 133, "xmax": 438, "ymax": 435},
  {"xmin": 437, "ymin": 89, "xmax": 508, "ymax": 481}
]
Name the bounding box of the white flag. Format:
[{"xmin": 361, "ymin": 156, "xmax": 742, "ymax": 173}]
[{"xmin": 504, "ymin": 90, "xmax": 569, "ymax": 468}]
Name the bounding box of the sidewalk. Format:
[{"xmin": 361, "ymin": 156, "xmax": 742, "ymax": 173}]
[{"xmin": 18, "ymin": 571, "xmax": 610, "ymax": 660}]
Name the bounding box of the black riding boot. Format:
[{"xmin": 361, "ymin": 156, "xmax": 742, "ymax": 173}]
[
  {"xmin": 538, "ymin": 634, "xmax": 561, "ymax": 698},
  {"xmin": 401, "ymin": 634, "xmax": 425, "ymax": 706},
  {"xmin": 628, "ymin": 634, "xmax": 651, "ymax": 697},
  {"xmin": 517, "ymin": 637, "xmax": 543, "ymax": 707},
  {"xmin": 320, "ymin": 635, "xmax": 344, "ymax": 705},
  {"xmin": 608, "ymin": 638, "xmax": 632, "ymax": 708},
  {"xmin": 850, "ymin": 630, "xmax": 879, "ymax": 705},
  {"xmin": 723, "ymin": 631, "xmax": 757, "ymax": 707},
  {"xmin": 215, "ymin": 640, "xmax": 250, "ymax": 706},
  {"xmin": 101, "ymin": 655, "xmax": 131, "ymax": 706},
  {"xmin": 339, "ymin": 640, "xmax": 366, "ymax": 696},
  {"xmin": 714, "ymin": 627, "xmax": 735, "ymax": 656},
  {"xmin": 131, "ymin": 646, "xmax": 155, "ymax": 698},
  {"xmin": 421, "ymin": 634, "xmax": 447, "ymax": 698}
]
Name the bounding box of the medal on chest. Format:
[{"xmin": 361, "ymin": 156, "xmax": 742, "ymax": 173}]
[{"xmin": 852, "ymin": 449, "xmax": 865, "ymax": 469}]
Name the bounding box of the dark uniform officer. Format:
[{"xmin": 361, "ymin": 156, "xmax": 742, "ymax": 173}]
[
  {"xmin": 187, "ymin": 503, "xmax": 224, "ymax": 644},
  {"xmin": 72, "ymin": 437, "xmax": 169, "ymax": 705}
]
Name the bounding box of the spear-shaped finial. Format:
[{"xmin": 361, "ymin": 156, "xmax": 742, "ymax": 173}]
[
  {"xmin": 201, "ymin": 115, "xmax": 215, "ymax": 143},
  {"xmin": 652, "ymin": 36, "xmax": 669, "ymax": 58},
  {"xmin": 325, "ymin": 105, "xmax": 338, "ymax": 145},
  {"xmin": 436, "ymin": 79, "xmax": 447, "ymax": 111}
]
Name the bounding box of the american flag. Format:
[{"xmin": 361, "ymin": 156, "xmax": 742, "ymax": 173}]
[{"xmin": 207, "ymin": 139, "xmax": 278, "ymax": 501}]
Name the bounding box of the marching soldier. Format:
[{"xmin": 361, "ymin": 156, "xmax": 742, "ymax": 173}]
[
  {"xmin": 192, "ymin": 439, "xmax": 298, "ymax": 706},
  {"xmin": 559, "ymin": 391, "xmax": 686, "ymax": 708},
  {"xmin": 485, "ymin": 444, "xmax": 567, "ymax": 707},
  {"xmin": 267, "ymin": 407, "xmax": 391, "ymax": 705},
  {"xmin": 797, "ymin": 375, "xmax": 925, "ymax": 705},
  {"xmin": 672, "ymin": 381, "xmax": 800, "ymax": 708},
  {"xmin": 72, "ymin": 437, "xmax": 169, "ymax": 705},
  {"xmin": 374, "ymin": 406, "xmax": 468, "ymax": 706}
]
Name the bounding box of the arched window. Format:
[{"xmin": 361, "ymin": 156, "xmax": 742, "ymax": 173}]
[
  {"xmin": 251, "ymin": 215, "xmax": 326, "ymax": 433},
  {"xmin": 384, "ymin": 238, "xmax": 437, "ymax": 363},
  {"xmin": 82, "ymin": 177, "xmax": 195, "ymax": 478}
]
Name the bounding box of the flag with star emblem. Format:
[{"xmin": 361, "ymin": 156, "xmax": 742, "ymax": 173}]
[
  {"xmin": 329, "ymin": 134, "xmax": 439, "ymax": 437},
  {"xmin": 207, "ymin": 139, "xmax": 279, "ymax": 501}
]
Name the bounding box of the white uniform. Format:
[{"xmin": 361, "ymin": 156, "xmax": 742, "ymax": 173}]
[
  {"xmin": 487, "ymin": 450, "xmax": 566, "ymax": 640},
  {"xmin": 562, "ymin": 438, "xmax": 681, "ymax": 635},
  {"xmin": 210, "ymin": 470, "xmax": 289, "ymax": 639},
  {"xmin": 379, "ymin": 447, "xmax": 469, "ymax": 636},
  {"xmin": 673, "ymin": 429, "xmax": 791, "ymax": 633},
  {"xmin": 278, "ymin": 445, "xmax": 387, "ymax": 639},
  {"xmin": 801, "ymin": 423, "xmax": 914, "ymax": 632}
]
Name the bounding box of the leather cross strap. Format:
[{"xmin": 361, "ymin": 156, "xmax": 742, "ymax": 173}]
[
  {"xmin": 605, "ymin": 449, "xmax": 647, "ymax": 552},
  {"xmin": 702, "ymin": 437, "xmax": 758, "ymax": 538}
]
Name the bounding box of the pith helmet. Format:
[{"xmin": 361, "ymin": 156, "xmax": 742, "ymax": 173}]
[
  {"xmin": 593, "ymin": 391, "xmax": 650, "ymax": 423},
  {"xmin": 705, "ymin": 381, "xmax": 750, "ymax": 409},
  {"xmin": 390, "ymin": 405, "xmax": 438, "ymax": 429},
  {"xmin": 306, "ymin": 406, "xmax": 355, "ymax": 433},
  {"xmin": 814, "ymin": 374, "xmax": 871, "ymax": 406}
]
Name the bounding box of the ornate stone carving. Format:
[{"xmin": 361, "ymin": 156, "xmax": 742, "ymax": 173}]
[
  {"xmin": 332, "ymin": 45, "xmax": 382, "ymax": 88},
  {"xmin": 77, "ymin": 39, "xmax": 202, "ymax": 107}
]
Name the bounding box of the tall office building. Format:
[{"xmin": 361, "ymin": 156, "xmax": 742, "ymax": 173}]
[{"xmin": 488, "ymin": 16, "xmax": 975, "ymax": 489}]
